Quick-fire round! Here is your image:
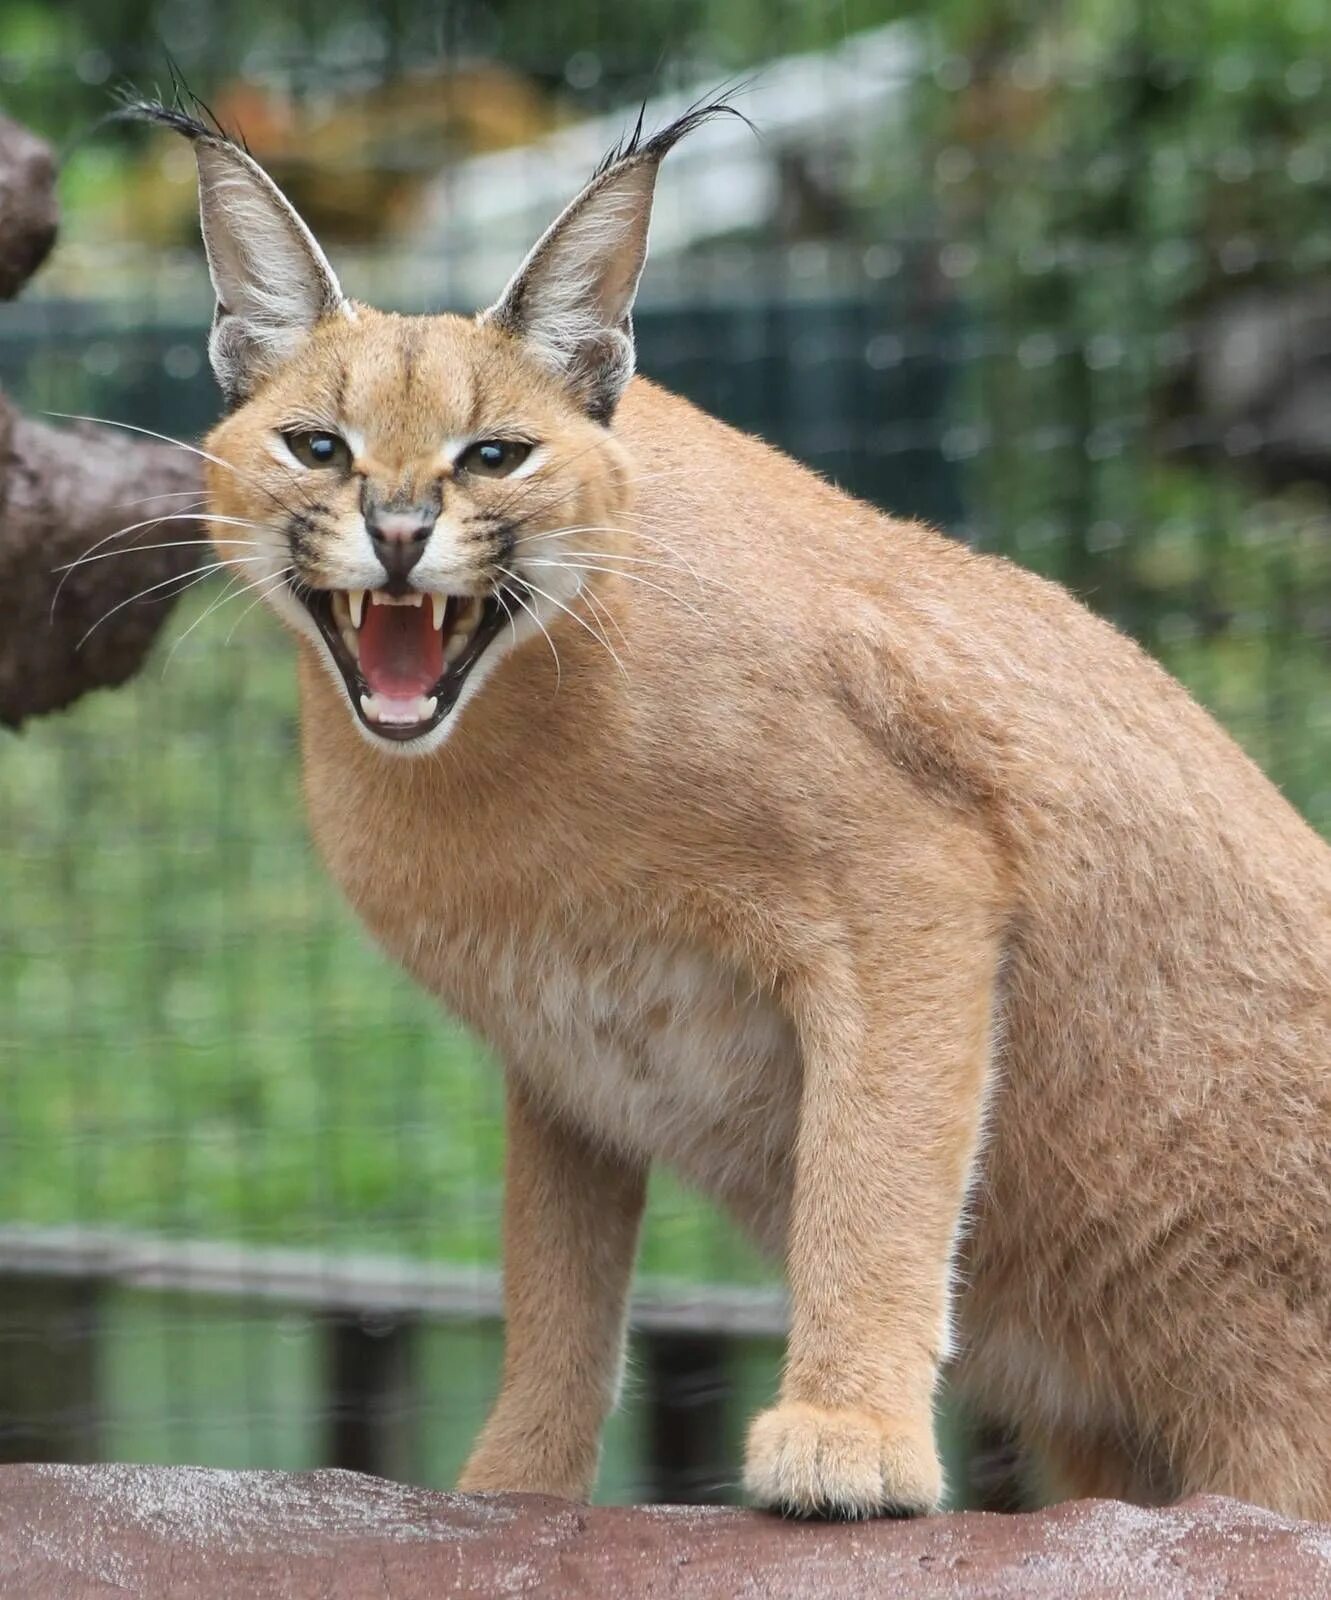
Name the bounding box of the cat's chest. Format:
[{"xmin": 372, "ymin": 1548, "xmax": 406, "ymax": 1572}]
[
  {"xmin": 309, "ymin": 756, "xmax": 801, "ymax": 1189},
  {"xmin": 439, "ymin": 922, "xmax": 801, "ymax": 1183}
]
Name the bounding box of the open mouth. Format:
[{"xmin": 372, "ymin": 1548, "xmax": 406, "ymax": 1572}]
[{"xmin": 299, "ymin": 585, "xmax": 508, "ymax": 741}]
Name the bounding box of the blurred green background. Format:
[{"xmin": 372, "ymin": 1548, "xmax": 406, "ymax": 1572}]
[{"xmin": 2, "ymin": 0, "xmax": 1331, "ymax": 1501}]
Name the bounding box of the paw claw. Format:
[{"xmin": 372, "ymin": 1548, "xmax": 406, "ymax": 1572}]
[{"xmin": 743, "ymin": 1400, "xmax": 943, "ymax": 1520}]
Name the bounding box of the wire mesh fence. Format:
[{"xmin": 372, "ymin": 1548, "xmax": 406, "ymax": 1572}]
[{"xmin": 2, "ymin": 0, "xmax": 1331, "ymax": 1503}]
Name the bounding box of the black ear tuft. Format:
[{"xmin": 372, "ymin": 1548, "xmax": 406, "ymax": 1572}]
[
  {"xmin": 114, "ymin": 95, "xmax": 216, "ymax": 146},
  {"xmin": 591, "ymin": 88, "xmax": 755, "ymax": 181},
  {"xmin": 111, "ymin": 61, "xmax": 249, "ymax": 154}
]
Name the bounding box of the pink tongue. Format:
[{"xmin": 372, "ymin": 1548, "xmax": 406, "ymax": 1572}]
[{"xmin": 358, "ymin": 603, "xmax": 443, "ymax": 697}]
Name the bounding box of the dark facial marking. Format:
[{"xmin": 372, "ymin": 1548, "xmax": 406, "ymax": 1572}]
[
  {"xmin": 286, "ymin": 507, "xmax": 326, "ymax": 560},
  {"xmin": 400, "ymin": 323, "xmax": 421, "ymax": 392}
]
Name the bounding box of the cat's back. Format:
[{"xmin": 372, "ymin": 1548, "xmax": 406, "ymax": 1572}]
[{"xmin": 619, "ymin": 376, "xmax": 1331, "ymax": 901}]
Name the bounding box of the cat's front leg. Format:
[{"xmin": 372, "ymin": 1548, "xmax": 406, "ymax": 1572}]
[
  {"xmin": 458, "ymin": 1074, "xmax": 647, "ymax": 1500},
  {"xmin": 744, "ymin": 861, "xmax": 1002, "ymax": 1518}
]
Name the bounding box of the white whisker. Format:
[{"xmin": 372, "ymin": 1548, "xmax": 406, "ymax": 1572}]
[
  {"xmin": 53, "ymin": 535, "xmax": 266, "ymax": 574},
  {"xmin": 512, "ymin": 523, "xmax": 709, "ymax": 589},
  {"xmin": 161, "ymin": 570, "xmax": 255, "ymax": 673},
  {"xmin": 578, "ymin": 577, "xmax": 631, "ymax": 655},
  {"xmin": 501, "ymin": 578, "xmax": 562, "ymax": 690},
  {"xmin": 51, "ymin": 509, "xmax": 272, "ymax": 619},
  {"xmin": 113, "ymin": 488, "xmax": 211, "ymax": 511},
  {"xmin": 52, "ymin": 508, "xmax": 212, "ymax": 613},
  {"xmin": 76, "ymin": 558, "xmax": 259, "ymax": 651},
  {"xmin": 492, "ymin": 585, "xmax": 520, "ymax": 648},
  {"xmin": 548, "ymin": 548, "xmax": 709, "ymax": 584},
  {"xmin": 519, "ymin": 572, "xmax": 629, "ymax": 682},
  {"xmin": 44, "ymin": 411, "xmax": 314, "ymax": 524},
  {"xmin": 522, "ymin": 558, "xmax": 711, "ymax": 625},
  {"xmin": 224, "ymin": 569, "xmax": 296, "ymax": 645}
]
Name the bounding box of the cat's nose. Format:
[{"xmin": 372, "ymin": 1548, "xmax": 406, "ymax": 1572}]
[{"xmin": 366, "ymin": 509, "xmax": 433, "ymax": 584}]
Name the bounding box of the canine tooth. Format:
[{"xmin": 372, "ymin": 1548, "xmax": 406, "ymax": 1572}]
[
  {"xmin": 420, "ymin": 695, "xmax": 438, "ymax": 719},
  {"xmin": 360, "ymin": 692, "xmax": 377, "ymax": 718},
  {"xmin": 445, "ymin": 630, "xmax": 469, "ymax": 664},
  {"xmin": 431, "ymin": 593, "xmax": 446, "ymax": 630},
  {"xmin": 348, "ymin": 589, "xmax": 365, "ymax": 628}
]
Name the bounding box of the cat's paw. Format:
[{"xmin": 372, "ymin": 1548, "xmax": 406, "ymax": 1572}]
[{"xmin": 743, "ymin": 1400, "xmax": 943, "ymax": 1519}]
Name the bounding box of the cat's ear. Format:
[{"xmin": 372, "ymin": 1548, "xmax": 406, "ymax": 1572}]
[
  {"xmin": 484, "ymin": 102, "xmax": 744, "ymax": 423},
  {"xmin": 125, "ymin": 103, "xmax": 349, "ymax": 405}
]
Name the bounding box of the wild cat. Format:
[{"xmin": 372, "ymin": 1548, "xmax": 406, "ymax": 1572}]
[{"xmin": 129, "ymin": 96, "xmax": 1331, "ymax": 1519}]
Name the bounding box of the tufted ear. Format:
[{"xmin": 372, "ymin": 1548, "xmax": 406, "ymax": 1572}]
[
  {"xmin": 483, "ymin": 102, "xmax": 743, "ymax": 423},
  {"xmin": 125, "ymin": 102, "xmax": 350, "ymax": 406}
]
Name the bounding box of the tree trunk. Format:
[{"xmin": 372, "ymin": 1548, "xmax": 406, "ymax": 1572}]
[{"xmin": 0, "ymin": 111, "xmax": 206, "ymax": 730}]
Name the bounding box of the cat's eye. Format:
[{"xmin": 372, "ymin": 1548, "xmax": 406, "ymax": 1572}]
[
  {"xmin": 457, "ymin": 439, "xmax": 532, "ymax": 478},
  {"xmin": 284, "ymin": 430, "xmax": 352, "ymax": 471}
]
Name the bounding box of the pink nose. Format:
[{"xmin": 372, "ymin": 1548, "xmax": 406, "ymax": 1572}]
[
  {"xmin": 366, "ymin": 510, "xmax": 434, "ymax": 584},
  {"xmin": 369, "ymin": 510, "xmax": 433, "ymax": 545}
]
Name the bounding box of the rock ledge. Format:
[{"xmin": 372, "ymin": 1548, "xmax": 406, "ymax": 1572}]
[{"xmin": 2, "ymin": 1464, "xmax": 1329, "ymax": 1598}]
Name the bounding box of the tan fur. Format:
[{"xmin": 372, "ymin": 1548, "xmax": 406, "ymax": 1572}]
[{"xmin": 191, "ymin": 178, "xmax": 1331, "ymax": 1520}]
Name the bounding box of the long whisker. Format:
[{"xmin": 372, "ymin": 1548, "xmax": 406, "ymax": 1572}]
[
  {"xmin": 514, "ymin": 540, "xmax": 703, "ymax": 585},
  {"xmin": 556, "ymin": 514, "xmax": 707, "ymax": 563},
  {"xmin": 510, "ymin": 525, "xmax": 632, "ymax": 546},
  {"xmin": 522, "ymin": 558, "xmax": 711, "ymax": 625},
  {"xmin": 511, "ymin": 523, "xmax": 710, "ymax": 589},
  {"xmin": 577, "ymin": 577, "xmax": 631, "ymax": 656},
  {"xmin": 624, "ymin": 526, "xmax": 734, "ymax": 594},
  {"xmin": 224, "ymin": 569, "xmax": 298, "ymax": 645},
  {"xmin": 500, "ymin": 576, "xmax": 562, "ymax": 690},
  {"xmin": 51, "ymin": 508, "xmax": 212, "ymax": 613},
  {"xmin": 161, "ymin": 570, "xmax": 254, "ymax": 673},
  {"xmin": 44, "ymin": 411, "xmax": 314, "ymax": 524},
  {"xmin": 492, "ymin": 584, "xmax": 520, "ymax": 649},
  {"xmin": 76, "ymin": 557, "xmax": 265, "ymax": 651},
  {"xmin": 557, "ymin": 550, "xmax": 707, "ymax": 581},
  {"xmin": 50, "ymin": 509, "xmax": 271, "ymax": 616},
  {"xmin": 518, "ymin": 572, "xmax": 629, "ymax": 682},
  {"xmin": 53, "ymin": 534, "xmax": 267, "ymax": 574},
  {"xmin": 113, "ymin": 487, "xmax": 212, "ymax": 511}
]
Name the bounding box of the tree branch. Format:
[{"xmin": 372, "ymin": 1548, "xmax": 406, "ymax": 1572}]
[{"xmin": 0, "ymin": 112, "xmax": 207, "ymax": 730}]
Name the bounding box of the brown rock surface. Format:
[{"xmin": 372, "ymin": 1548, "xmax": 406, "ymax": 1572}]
[{"xmin": 0, "ymin": 1464, "xmax": 1328, "ymax": 1599}]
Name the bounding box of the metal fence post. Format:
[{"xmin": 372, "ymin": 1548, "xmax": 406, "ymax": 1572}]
[
  {"xmin": 641, "ymin": 1329, "xmax": 732, "ymax": 1504},
  {"xmin": 324, "ymin": 1311, "xmax": 417, "ymax": 1481},
  {"xmin": 0, "ymin": 1274, "xmax": 100, "ymax": 1463}
]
